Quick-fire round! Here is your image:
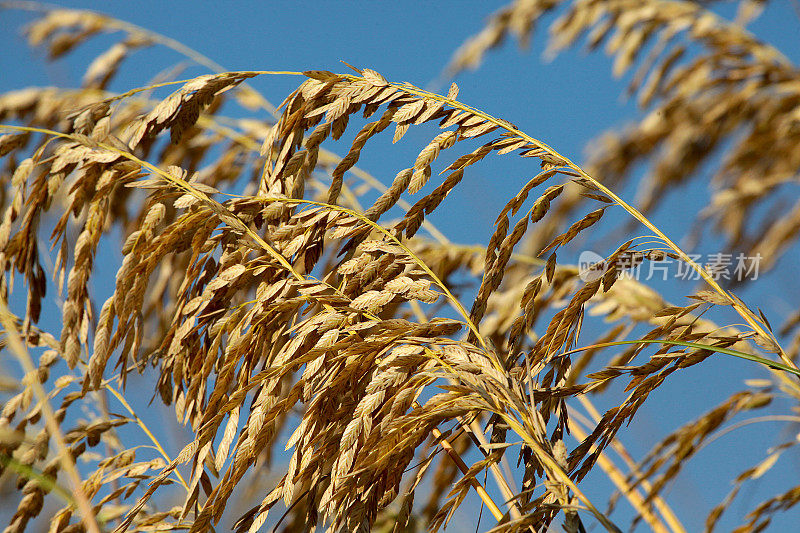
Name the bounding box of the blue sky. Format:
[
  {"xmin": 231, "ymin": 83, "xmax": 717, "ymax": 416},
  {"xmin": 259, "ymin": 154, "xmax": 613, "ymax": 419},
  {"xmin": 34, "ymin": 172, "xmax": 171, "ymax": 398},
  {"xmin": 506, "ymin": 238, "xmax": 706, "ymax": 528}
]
[{"xmin": 3, "ymin": 1, "xmax": 800, "ymax": 531}]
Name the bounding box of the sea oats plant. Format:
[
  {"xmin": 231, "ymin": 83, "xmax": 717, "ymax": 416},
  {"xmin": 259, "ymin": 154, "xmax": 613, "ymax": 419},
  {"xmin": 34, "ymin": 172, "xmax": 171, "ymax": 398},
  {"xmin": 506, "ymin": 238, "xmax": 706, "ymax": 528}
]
[{"xmin": 1, "ymin": 1, "xmax": 800, "ymax": 532}]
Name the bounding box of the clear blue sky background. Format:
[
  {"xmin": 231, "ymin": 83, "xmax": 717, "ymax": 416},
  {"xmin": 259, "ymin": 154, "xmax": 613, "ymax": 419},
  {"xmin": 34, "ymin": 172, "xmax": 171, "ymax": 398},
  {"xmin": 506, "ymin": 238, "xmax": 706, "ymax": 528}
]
[{"xmin": 2, "ymin": 1, "xmax": 800, "ymax": 531}]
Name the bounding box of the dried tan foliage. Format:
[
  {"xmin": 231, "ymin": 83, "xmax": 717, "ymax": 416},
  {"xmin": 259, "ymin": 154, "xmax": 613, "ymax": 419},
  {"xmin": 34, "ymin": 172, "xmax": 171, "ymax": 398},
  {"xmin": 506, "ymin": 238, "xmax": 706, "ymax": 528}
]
[
  {"xmin": 449, "ymin": 0, "xmax": 800, "ymax": 530},
  {"xmin": 1, "ymin": 3, "xmax": 799, "ymax": 533},
  {"xmin": 449, "ymin": 0, "xmax": 800, "ymax": 273}
]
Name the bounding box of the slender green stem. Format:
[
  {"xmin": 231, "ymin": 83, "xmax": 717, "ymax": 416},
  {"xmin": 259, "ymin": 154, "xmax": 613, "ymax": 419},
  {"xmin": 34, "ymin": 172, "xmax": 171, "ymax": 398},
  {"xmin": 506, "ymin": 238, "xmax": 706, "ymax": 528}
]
[
  {"xmin": 0, "ymin": 454, "xmax": 75, "ymax": 504},
  {"xmin": 561, "ymin": 339, "xmax": 800, "ymax": 377},
  {"xmin": 104, "ymin": 385, "xmax": 188, "ymax": 489},
  {"xmin": 0, "ymin": 299, "xmax": 101, "ymax": 533}
]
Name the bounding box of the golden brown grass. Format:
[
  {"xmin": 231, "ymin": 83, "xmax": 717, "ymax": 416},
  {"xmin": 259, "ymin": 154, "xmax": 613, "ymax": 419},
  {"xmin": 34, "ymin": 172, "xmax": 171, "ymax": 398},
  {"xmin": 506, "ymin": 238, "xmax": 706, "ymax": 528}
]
[{"xmin": 1, "ymin": 1, "xmax": 800, "ymax": 532}]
